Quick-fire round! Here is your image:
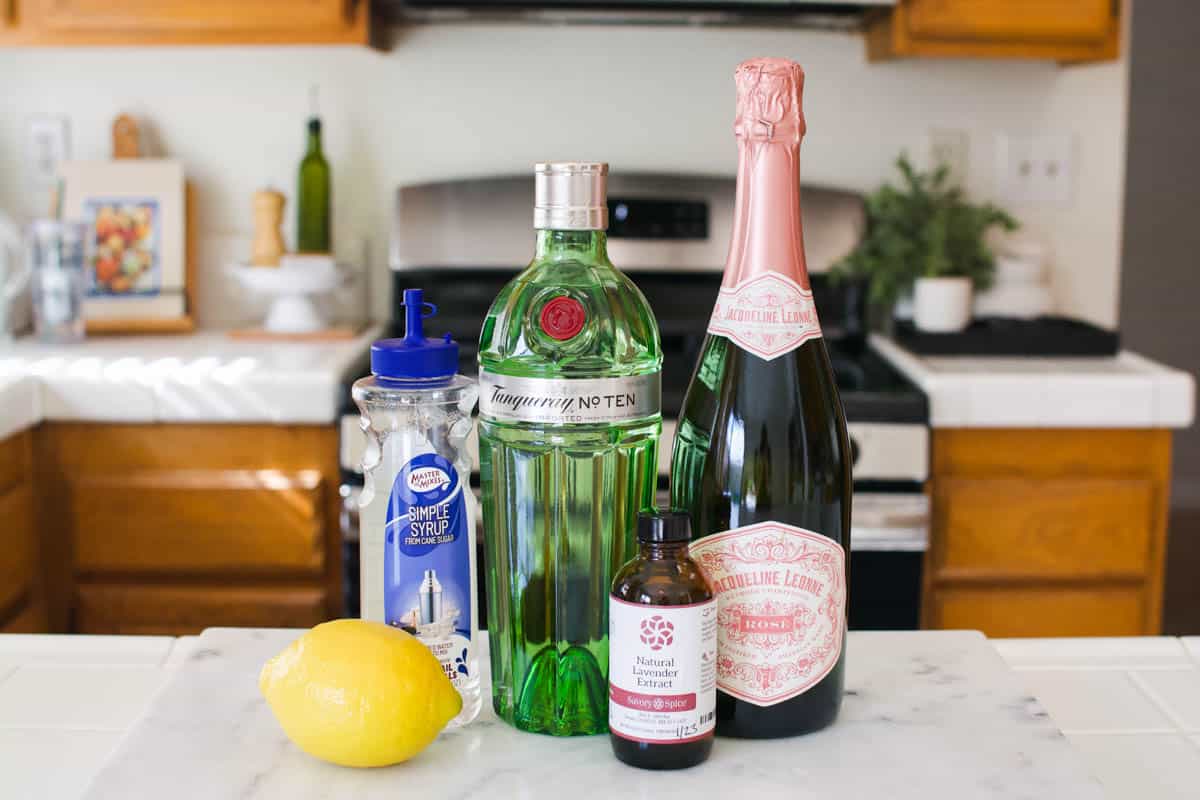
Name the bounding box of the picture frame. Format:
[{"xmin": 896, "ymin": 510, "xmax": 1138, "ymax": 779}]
[{"xmin": 59, "ymin": 159, "xmax": 195, "ymax": 333}]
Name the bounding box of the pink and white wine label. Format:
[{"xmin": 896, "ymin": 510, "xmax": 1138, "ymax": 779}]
[
  {"xmin": 608, "ymin": 597, "xmax": 717, "ymax": 744},
  {"xmin": 688, "ymin": 522, "xmax": 845, "ymax": 707},
  {"xmin": 707, "ymin": 273, "xmax": 822, "ymax": 360}
]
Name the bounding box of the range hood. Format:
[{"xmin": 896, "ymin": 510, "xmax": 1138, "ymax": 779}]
[{"xmin": 379, "ymin": 0, "xmax": 895, "ymax": 29}]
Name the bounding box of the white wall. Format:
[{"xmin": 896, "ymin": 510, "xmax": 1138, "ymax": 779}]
[{"xmin": 0, "ymin": 23, "xmax": 1128, "ymax": 328}]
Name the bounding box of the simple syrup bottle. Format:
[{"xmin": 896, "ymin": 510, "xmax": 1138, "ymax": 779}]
[
  {"xmin": 353, "ymin": 289, "xmax": 481, "ymax": 726},
  {"xmin": 609, "ymin": 511, "xmax": 716, "ymax": 769},
  {"xmin": 670, "ymin": 58, "xmax": 852, "ymax": 738}
]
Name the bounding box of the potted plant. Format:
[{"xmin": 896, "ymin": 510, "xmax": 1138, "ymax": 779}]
[{"xmin": 833, "ymin": 155, "xmax": 1018, "ymax": 333}]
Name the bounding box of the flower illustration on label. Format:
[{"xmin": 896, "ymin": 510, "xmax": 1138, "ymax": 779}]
[
  {"xmin": 639, "ymin": 615, "xmax": 675, "ymax": 651},
  {"xmin": 707, "ymin": 273, "xmax": 822, "ymax": 360},
  {"xmin": 407, "ymin": 466, "xmax": 451, "ymax": 493},
  {"xmin": 689, "ymin": 522, "xmax": 845, "ymax": 706}
]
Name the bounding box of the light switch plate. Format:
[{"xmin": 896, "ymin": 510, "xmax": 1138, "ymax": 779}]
[{"xmin": 995, "ymin": 133, "xmax": 1074, "ymax": 208}]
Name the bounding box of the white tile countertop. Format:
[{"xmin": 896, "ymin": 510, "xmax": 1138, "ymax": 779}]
[
  {"xmin": 1, "ymin": 631, "xmax": 1197, "ymax": 799},
  {"xmin": 871, "ymin": 336, "xmax": 1196, "ymax": 429},
  {"xmin": 0, "ymin": 325, "xmax": 382, "ymax": 432}
]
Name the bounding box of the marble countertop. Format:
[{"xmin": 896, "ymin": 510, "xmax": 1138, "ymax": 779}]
[
  {"xmin": 3, "ymin": 631, "xmax": 1197, "ymax": 799},
  {"xmin": 871, "ymin": 336, "xmax": 1196, "ymax": 429},
  {"xmin": 0, "ymin": 325, "xmax": 382, "ymax": 434}
]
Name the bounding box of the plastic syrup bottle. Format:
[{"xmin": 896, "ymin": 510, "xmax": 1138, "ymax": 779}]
[
  {"xmin": 354, "ymin": 288, "xmax": 481, "ymax": 726},
  {"xmin": 609, "ymin": 511, "xmax": 716, "ymax": 770},
  {"xmin": 670, "ymin": 58, "xmax": 852, "ymax": 738}
]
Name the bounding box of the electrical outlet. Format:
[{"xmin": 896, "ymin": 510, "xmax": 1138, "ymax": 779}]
[
  {"xmin": 927, "ymin": 128, "xmax": 968, "ymax": 187},
  {"xmin": 25, "ymin": 115, "xmax": 71, "ymax": 187},
  {"xmin": 995, "ymin": 133, "xmax": 1074, "ymax": 207}
]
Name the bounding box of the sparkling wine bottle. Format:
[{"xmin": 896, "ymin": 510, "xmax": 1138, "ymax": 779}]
[
  {"xmin": 478, "ymin": 162, "xmax": 662, "ymax": 736},
  {"xmin": 669, "ymin": 58, "xmax": 852, "ymax": 739}
]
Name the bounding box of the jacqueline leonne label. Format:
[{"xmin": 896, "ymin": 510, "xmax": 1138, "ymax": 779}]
[
  {"xmin": 688, "ymin": 521, "xmax": 846, "ymax": 707},
  {"xmin": 707, "ymin": 273, "xmax": 823, "ymax": 361},
  {"xmin": 478, "ymin": 371, "xmax": 661, "ymax": 425}
]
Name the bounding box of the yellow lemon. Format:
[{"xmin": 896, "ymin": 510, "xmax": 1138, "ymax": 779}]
[{"xmin": 259, "ymin": 619, "xmax": 462, "ymax": 768}]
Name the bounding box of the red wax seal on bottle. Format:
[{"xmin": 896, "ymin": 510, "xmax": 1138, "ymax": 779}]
[{"xmin": 540, "ymin": 296, "xmax": 586, "ymax": 340}]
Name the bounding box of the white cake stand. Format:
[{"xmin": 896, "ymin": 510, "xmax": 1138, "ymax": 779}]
[{"xmin": 229, "ymin": 261, "xmax": 345, "ymax": 334}]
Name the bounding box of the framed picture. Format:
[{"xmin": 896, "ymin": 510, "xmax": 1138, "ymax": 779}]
[{"xmin": 59, "ymin": 159, "xmax": 194, "ymax": 332}]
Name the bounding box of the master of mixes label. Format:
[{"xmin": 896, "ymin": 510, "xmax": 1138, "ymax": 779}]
[{"xmin": 385, "ymin": 452, "xmax": 474, "ymax": 688}]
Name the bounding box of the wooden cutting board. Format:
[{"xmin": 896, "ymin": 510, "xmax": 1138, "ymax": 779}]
[{"xmin": 82, "ymin": 628, "xmax": 1104, "ymax": 799}]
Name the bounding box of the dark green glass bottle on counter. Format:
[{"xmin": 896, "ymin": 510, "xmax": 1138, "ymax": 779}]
[{"xmin": 297, "ymin": 117, "xmax": 331, "ymax": 253}]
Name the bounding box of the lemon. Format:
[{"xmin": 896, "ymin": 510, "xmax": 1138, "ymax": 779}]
[{"xmin": 259, "ymin": 619, "xmax": 462, "ymax": 768}]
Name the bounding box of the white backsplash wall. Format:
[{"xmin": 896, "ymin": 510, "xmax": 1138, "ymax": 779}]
[{"xmin": 0, "ymin": 23, "xmax": 1128, "ymax": 328}]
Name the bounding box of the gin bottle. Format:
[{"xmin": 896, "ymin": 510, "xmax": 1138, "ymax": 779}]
[
  {"xmin": 478, "ymin": 162, "xmax": 663, "ymax": 736},
  {"xmin": 670, "ymin": 59, "xmax": 852, "ymax": 739}
]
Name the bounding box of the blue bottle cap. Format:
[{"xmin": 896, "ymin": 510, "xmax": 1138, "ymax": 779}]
[{"xmin": 370, "ymin": 289, "xmax": 459, "ymax": 381}]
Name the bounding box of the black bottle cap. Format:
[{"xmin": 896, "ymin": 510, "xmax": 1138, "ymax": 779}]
[
  {"xmin": 637, "ymin": 510, "xmax": 693, "ymax": 544},
  {"xmin": 308, "ymin": 117, "xmax": 321, "ymax": 134}
]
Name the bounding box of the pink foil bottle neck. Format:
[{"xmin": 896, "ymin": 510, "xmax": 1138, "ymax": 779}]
[
  {"xmin": 734, "ymin": 58, "xmax": 806, "ymax": 144},
  {"xmin": 724, "ymin": 57, "xmax": 810, "ymax": 291}
]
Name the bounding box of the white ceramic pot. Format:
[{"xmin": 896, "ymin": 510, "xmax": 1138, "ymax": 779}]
[{"xmin": 913, "ymin": 276, "xmax": 973, "ymax": 333}]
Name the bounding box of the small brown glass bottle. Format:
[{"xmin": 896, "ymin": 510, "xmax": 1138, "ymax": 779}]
[{"xmin": 609, "ymin": 510, "xmax": 717, "ymax": 770}]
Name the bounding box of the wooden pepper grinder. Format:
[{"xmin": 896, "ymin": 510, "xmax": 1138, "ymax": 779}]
[
  {"xmin": 251, "ymin": 189, "xmax": 286, "ymax": 267},
  {"xmin": 113, "ymin": 114, "xmax": 141, "ymax": 159}
]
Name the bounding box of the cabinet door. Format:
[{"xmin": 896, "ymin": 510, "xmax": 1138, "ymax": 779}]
[
  {"xmin": 907, "ymin": 0, "xmax": 1114, "ymax": 42},
  {"xmin": 868, "ymin": 0, "xmax": 1121, "ymax": 62},
  {"xmin": 37, "ymin": 423, "xmax": 343, "ymax": 632},
  {"xmin": 924, "ymin": 429, "xmax": 1171, "ymax": 637},
  {"xmin": 0, "ymin": 432, "xmax": 43, "ymax": 632},
  {"xmin": 29, "ymin": 0, "xmax": 367, "ymax": 44}
]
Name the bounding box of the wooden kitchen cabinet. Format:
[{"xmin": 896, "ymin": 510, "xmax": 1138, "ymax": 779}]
[
  {"xmin": 868, "ymin": 0, "xmax": 1121, "ymax": 63},
  {"xmin": 0, "ymin": 431, "xmax": 49, "ymax": 633},
  {"xmin": 9, "ymin": 0, "xmax": 369, "ymax": 46},
  {"xmin": 923, "ymin": 429, "xmax": 1171, "ymax": 636},
  {"xmin": 35, "ymin": 423, "xmax": 343, "ymax": 635}
]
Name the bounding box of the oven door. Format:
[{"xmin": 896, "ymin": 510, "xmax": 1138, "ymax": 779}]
[{"xmin": 849, "ymin": 491, "xmax": 928, "ymax": 630}]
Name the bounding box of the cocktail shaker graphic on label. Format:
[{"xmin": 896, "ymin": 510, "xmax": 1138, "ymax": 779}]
[{"xmin": 419, "ymin": 569, "xmax": 444, "ymax": 625}]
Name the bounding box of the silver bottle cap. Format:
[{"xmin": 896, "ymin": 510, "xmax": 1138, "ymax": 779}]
[{"xmin": 533, "ymin": 162, "xmax": 609, "ymax": 231}]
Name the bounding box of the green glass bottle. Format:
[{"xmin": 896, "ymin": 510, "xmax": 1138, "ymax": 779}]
[
  {"xmin": 297, "ymin": 117, "xmax": 331, "ymax": 253},
  {"xmin": 478, "ymin": 162, "xmax": 662, "ymax": 736}
]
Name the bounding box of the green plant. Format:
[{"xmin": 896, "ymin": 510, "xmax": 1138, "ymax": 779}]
[{"xmin": 832, "ymin": 155, "xmax": 1018, "ymax": 308}]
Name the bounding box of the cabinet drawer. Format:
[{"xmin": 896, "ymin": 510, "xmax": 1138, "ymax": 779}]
[
  {"xmin": 71, "ymin": 470, "xmax": 326, "ymax": 575},
  {"xmin": 0, "ymin": 483, "xmax": 36, "ymax": 615},
  {"xmin": 933, "ymin": 477, "xmax": 1156, "ymax": 579},
  {"xmin": 929, "ymin": 584, "xmax": 1146, "ymax": 637},
  {"xmin": 76, "ymin": 583, "xmax": 328, "ymax": 635}
]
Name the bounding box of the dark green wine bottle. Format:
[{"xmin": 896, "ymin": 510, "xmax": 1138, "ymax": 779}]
[
  {"xmin": 670, "ymin": 58, "xmax": 851, "ymax": 740},
  {"xmin": 297, "ymin": 118, "xmax": 331, "ymax": 253}
]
